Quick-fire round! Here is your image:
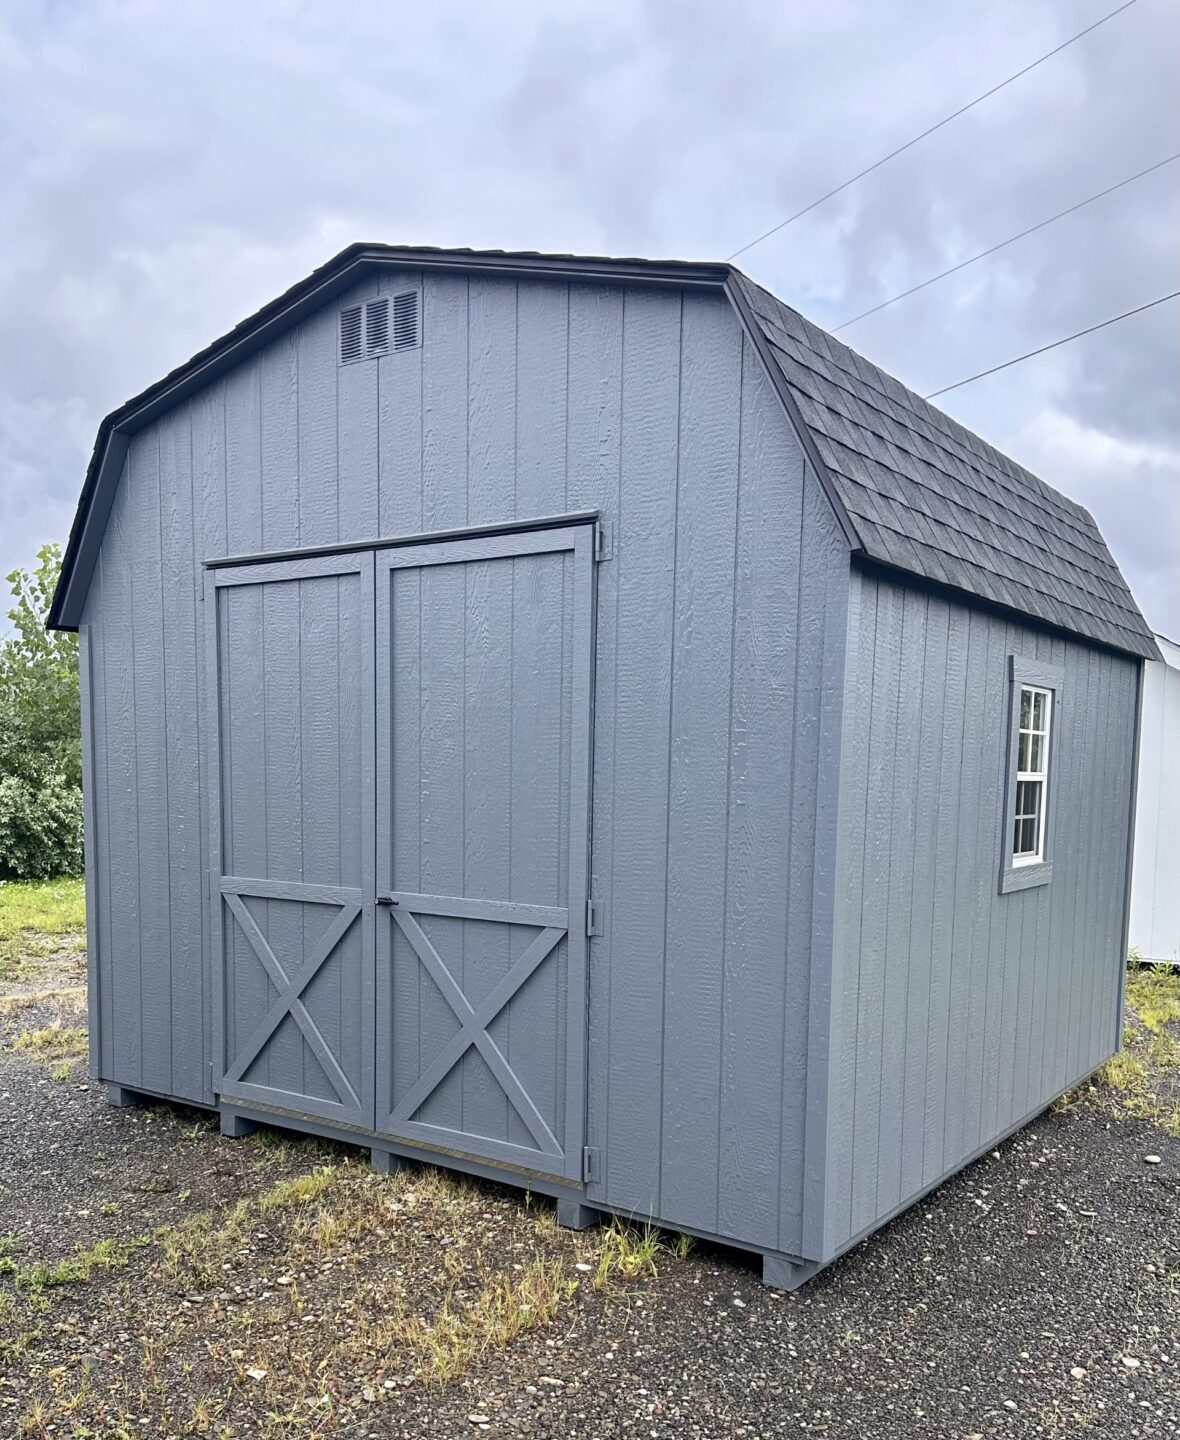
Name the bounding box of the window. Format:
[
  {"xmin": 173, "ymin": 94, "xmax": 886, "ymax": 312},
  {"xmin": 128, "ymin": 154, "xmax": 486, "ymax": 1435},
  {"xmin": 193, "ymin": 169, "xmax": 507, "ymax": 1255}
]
[
  {"xmin": 1013, "ymin": 685, "xmax": 1051, "ymax": 865},
  {"xmin": 1002, "ymin": 659, "xmax": 1066, "ymax": 887},
  {"xmin": 1000, "ymin": 657, "xmax": 1062, "ymax": 895}
]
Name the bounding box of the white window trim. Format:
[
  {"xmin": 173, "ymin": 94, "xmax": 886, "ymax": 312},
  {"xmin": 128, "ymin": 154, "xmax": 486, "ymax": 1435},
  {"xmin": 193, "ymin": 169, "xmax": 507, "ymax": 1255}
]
[
  {"xmin": 1012, "ymin": 685, "xmax": 1052, "ymax": 867},
  {"xmin": 1000, "ymin": 657, "xmax": 1063, "ymax": 896}
]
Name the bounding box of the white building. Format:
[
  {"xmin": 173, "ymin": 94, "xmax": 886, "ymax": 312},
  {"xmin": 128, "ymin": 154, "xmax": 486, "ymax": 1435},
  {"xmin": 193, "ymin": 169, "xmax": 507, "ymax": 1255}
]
[{"xmin": 1130, "ymin": 633, "xmax": 1180, "ymax": 966}]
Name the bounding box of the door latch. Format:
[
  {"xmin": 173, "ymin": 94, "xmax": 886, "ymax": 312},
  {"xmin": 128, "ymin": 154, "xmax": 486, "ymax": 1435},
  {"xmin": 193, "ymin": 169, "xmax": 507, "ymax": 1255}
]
[{"xmin": 376, "ymin": 896, "xmax": 397, "ymax": 907}]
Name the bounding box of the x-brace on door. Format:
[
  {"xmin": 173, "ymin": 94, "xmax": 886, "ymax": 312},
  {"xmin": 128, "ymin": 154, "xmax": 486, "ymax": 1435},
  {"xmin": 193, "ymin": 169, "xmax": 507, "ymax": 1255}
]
[
  {"xmin": 374, "ymin": 524, "xmax": 595, "ymax": 1180},
  {"xmin": 207, "ymin": 551, "xmax": 376, "ymax": 1129}
]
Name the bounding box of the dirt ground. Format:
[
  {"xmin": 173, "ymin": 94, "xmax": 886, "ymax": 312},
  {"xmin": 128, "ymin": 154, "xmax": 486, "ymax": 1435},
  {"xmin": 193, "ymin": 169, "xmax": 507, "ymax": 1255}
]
[{"xmin": 1, "ymin": 930, "xmax": 1177, "ymax": 1440}]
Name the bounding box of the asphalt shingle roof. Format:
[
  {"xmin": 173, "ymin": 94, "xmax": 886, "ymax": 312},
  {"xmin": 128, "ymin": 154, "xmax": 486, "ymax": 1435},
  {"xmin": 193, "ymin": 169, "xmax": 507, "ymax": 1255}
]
[{"xmin": 735, "ymin": 271, "xmax": 1158, "ymax": 659}]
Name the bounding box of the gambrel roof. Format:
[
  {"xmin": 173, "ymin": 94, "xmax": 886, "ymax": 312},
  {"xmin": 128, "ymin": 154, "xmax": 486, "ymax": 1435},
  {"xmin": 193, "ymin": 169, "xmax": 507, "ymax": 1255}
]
[
  {"xmin": 50, "ymin": 243, "xmax": 1159, "ymax": 659},
  {"xmin": 736, "ymin": 274, "xmax": 1159, "ymax": 659}
]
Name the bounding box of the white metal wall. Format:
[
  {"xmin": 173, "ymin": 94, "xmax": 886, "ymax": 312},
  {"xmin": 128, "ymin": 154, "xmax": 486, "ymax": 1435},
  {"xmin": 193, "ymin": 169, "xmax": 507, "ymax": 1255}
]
[{"xmin": 1130, "ymin": 634, "xmax": 1180, "ymax": 965}]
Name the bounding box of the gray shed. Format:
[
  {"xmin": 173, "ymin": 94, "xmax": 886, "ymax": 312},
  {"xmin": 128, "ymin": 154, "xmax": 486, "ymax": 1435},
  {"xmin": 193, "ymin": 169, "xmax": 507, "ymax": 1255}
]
[{"xmin": 49, "ymin": 245, "xmax": 1160, "ymax": 1289}]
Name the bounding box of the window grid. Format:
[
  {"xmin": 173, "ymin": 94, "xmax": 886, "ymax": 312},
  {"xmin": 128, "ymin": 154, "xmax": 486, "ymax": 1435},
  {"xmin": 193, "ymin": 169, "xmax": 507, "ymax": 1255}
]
[{"xmin": 1013, "ymin": 685, "xmax": 1051, "ymax": 866}]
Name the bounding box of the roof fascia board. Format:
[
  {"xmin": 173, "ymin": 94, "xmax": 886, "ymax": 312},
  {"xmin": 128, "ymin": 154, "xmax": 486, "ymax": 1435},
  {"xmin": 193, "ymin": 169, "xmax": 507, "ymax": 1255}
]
[
  {"xmin": 52, "ymin": 431, "xmax": 129, "ymax": 632},
  {"xmin": 723, "ymin": 275, "xmax": 862, "ymax": 554},
  {"xmin": 364, "ymin": 247, "xmax": 729, "ymax": 288}
]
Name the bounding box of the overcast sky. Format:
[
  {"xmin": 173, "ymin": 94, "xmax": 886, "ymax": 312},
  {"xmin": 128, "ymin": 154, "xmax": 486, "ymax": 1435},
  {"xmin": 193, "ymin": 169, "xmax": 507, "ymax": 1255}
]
[{"xmin": 2, "ymin": 0, "xmax": 1177, "ymax": 634}]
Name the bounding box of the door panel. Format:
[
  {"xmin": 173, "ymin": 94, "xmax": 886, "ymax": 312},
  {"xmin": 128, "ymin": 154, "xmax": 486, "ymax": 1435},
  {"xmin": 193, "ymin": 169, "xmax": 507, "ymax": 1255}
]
[
  {"xmin": 375, "ymin": 525, "xmax": 594, "ymax": 1179},
  {"xmin": 208, "ymin": 553, "xmax": 375, "ymax": 1128}
]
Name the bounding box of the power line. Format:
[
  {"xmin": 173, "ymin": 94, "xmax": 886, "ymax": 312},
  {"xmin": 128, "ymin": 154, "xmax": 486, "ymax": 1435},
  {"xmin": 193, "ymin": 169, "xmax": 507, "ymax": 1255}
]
[
  {"xmin": 726, "ymin": 0, "xmax": 1141, "ymax": 262},
  {"xmin": 923, "ymin": 290, "xmax": 1180, "ymax": 399},
  {"xmin": 833, "ymin": 154, "xmax": 1180, "ymax": 331}
]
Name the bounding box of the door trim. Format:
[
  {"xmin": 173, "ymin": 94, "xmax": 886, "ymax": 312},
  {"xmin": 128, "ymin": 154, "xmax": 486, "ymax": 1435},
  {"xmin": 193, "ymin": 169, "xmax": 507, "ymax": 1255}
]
[
  {"xmin": 373, "ymin": 520, "xmax": 596, "ymax": 1180},
  {"xmin": 204, "ymin": 549, "xmax": 376, "ymax": 1127},
  {"xmin": 204, "ymin": 509, "xmax": 600, "ymax": 572}
]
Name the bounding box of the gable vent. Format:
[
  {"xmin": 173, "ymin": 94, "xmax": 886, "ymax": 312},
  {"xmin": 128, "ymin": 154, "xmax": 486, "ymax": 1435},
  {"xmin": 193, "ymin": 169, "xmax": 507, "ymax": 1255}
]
[
  {"xmin": 340, "ymin": 293, "xmax": 418, "ymax": 364},
  {"xmin": 339, "ymin": 304, "xmax": 364, "ymax": 364},
  {"xmin": 392, "ymin": 290, "xmax": 420, "ymax": 351}
]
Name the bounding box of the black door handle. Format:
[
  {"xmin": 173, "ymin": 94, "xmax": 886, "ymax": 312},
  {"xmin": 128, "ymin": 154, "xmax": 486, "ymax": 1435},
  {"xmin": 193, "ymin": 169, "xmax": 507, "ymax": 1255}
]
[{"xmin": 375, "ymin": 896, "xmax": 397, "ymax": 907}]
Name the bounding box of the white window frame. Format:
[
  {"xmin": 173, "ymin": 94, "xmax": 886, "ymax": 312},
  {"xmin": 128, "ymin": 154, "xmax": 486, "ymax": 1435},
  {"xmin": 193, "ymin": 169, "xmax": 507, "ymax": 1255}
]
[
  {"xmin": 1012, "ymin": 685, "xmax": 1052, "ymax": 867},
  {"xmin": 1000, "ymin": 656, "xmax": 1063, "ymax": 895}
]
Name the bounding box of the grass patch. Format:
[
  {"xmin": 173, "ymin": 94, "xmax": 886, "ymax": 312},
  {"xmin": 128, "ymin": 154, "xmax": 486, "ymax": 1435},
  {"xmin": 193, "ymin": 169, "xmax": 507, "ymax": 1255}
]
[
  {"xmin": 1092, "ymin": 964, "xmax": 1180, "ymax": 1135},
  {"xmin": 392, "ymin": 1255, "xmax": 577, "ymax": 1386},
  {"xmin": 3, "ymin": 1155, "xmax": 671, "ymax": 1436},
  {"xmin": 8, "ymin": 1235, "xmax": 149, "ymax": 1293},
  {"xmin": 11, "ymin": 1021, "xmax": 87, "ymax": 1061},
  {"xmin": 0, "ymin": 878, "xmax": 85, "ymax": 980},
  {"xmin": 9, "ymin": 1020, "xmax": 87, "ymax": 1083},
  {"xmin": 586, "ymin": 1217, "xmax": 696, "ymax": 1289}
]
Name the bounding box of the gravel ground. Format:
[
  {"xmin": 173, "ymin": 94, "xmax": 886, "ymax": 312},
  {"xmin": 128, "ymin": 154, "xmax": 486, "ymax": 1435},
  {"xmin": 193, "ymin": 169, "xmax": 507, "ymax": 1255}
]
[{"xmin": 1, "ymin": 946, "xmax": 1177, "ymax": 1439}]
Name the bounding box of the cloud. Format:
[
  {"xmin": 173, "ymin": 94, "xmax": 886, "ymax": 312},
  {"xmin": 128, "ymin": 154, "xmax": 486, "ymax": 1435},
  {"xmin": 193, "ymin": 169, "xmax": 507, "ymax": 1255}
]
[{"xmin": 0, "ymin": 0, "xmax": 1175, "ymax": 636}]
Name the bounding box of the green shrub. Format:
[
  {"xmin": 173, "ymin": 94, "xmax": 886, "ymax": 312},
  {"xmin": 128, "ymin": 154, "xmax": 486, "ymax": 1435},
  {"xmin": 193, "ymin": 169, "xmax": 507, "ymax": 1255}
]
[
  {"xmin": 0, "ymin": 769, "xmax": 83, "ymax": 880},
  {"xmin": 0, "ymin": 544, "xmax": 80, "ymax": 791},
  {"xmin": 0, "ymin": 544, "xmax": 82, "ymax": 880}
]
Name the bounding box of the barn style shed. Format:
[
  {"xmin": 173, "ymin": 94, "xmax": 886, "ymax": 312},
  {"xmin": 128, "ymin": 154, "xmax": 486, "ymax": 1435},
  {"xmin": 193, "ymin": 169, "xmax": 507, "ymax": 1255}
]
[{"xmin": 49, "ymin": 244, "xmax": 1159, "ymax": 1289}]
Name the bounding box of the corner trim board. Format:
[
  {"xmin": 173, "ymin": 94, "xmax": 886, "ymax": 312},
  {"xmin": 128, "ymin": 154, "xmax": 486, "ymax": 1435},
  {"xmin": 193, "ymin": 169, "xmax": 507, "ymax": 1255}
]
[
  {"xmin": 78, "ymin": 623, "xmax": 103, "ymax": 1081},
  {"xmin": 1115, "ymin": 660, "xmax": 1145, "ymax": 1049}
]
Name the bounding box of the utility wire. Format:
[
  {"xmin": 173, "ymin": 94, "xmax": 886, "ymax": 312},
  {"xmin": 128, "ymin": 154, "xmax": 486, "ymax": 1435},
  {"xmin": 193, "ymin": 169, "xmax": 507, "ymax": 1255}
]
[
  {"xmin": 833, "ymin": 154, "xmax": 1180, "ymax": 331},
  {"xmin": 923, "ymin": 290, "xmax": 1180, "ymax": 399},
  {"xmin": 726, "ymin": 0, "xmax": 1141, "ymax": 262}
]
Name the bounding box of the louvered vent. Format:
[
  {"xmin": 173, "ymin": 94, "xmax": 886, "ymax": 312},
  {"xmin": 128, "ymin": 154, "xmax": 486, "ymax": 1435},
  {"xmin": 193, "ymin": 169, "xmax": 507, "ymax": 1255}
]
[
  {"xmin": 340, "ymin": 294, "xmax": 418, "ymax": 363},
  {"xmin": 392, "ymin": 290, "xmax": 420, "ymax": 351},
  {"xmin": 339, "ymin": 304, "xmax": 364, "ymax": 364},
  {"xmin": 365, "ymin": 296, "xmax": 390, "ymax": 355}
]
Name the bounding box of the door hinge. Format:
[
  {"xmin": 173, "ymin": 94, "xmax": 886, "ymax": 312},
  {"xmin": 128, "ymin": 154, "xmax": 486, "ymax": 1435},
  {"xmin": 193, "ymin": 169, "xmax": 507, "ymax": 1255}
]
[
  {"xmin": 594, "ymin": 521, "xmax": 612, "ymax": 562},
  {"xmin": 585, "ymin": 897, "xmax": 604, "ymax": 937},
  {"xmin": 582, "ymin": 1146, "xmax": 600, "ymax": 1182}
]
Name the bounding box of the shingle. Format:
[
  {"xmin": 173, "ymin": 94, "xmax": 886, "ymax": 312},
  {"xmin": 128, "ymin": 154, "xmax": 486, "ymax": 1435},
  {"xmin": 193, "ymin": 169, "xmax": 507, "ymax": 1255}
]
[{"xmin": 740, "ymin": 277, "xmax": 1158, "ymax": 659}]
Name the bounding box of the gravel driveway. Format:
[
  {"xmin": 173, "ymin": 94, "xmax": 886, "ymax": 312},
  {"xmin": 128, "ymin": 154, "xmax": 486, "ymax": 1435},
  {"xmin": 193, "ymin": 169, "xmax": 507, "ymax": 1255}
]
[{"xmin": 1, "ymin": 945, "xmax": 1177, "ymax": 1439}]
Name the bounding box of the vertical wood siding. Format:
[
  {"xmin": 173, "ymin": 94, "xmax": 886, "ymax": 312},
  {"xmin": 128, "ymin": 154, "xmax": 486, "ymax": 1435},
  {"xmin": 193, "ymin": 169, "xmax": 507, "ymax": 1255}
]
[
  {"xmin": 820, "ymin": 565, "xmax": 1138, "ymax": 1258},
  {"xmin": 80, "ymin": 274, "xmax": 848, "ymax": 1256}
]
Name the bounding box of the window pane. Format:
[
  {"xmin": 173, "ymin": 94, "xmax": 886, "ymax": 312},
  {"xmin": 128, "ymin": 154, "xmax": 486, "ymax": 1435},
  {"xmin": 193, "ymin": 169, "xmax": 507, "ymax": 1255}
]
[
  {"xmin": 1028, "ymin": 733, "xmax": 1043, "ymax": 774},
  {"xmin": 1032, "ymin": 690, "xmax": 1045, "ymax": 731},
  {"xmin": 1018, "ymin": 732, "xmax": 1030, "ymax": 771},
  {"xmin": 1013, "ymin": 779, "xmax": 1043, "ymax": 857},
  {"xmin": 1020, "ymin": 688, "xmax": 1032, "ymax": 730}
]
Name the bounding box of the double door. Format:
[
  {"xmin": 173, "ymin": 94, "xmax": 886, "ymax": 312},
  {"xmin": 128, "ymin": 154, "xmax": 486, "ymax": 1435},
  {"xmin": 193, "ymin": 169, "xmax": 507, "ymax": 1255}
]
[{"xmin": 206, "ymin": 523, "xmax": 595, "ymax": 1180}]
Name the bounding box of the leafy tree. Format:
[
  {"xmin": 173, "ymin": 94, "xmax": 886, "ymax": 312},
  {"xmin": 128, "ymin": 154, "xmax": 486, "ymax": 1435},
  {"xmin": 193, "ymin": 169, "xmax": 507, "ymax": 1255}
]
[{"xmin": 0, "ymin": 544, "xmax": 83, "ymax": 877}]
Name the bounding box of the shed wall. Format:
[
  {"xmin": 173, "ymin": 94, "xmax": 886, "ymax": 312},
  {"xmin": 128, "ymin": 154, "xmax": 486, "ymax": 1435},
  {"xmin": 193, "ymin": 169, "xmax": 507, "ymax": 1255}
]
[
  {"xmin": 818, "ymin": 564, "xmax": 1139, "ymax": 1259},
  {"xmin": 1129, "ymin": 635, "xmax": 1180, "ymax": 966},
  {"xmin": 80, "ymin": 272, "xmax": 849, "ymax": 1260}
]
